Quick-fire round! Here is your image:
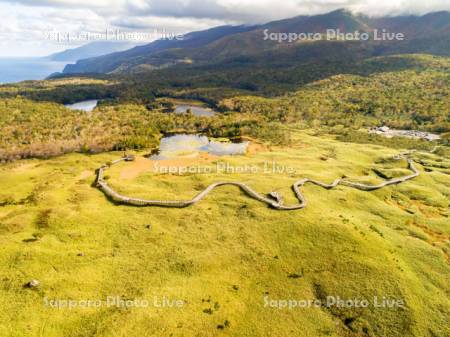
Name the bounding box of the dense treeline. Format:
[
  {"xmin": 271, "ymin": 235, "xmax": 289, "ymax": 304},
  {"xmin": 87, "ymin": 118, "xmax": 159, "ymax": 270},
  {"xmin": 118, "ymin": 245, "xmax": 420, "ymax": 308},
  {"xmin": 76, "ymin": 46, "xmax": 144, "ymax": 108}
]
[
  {"xmin": 222, "ymin": 55, "xmax": 450, "ymax": 133},
  {"xmin": 0, "ymin": 78, "xmax": 119, "ymax": 104},
  {"xmin": 0, "ymin": 97, "xmax": 288, "ymax": 162},
  {"xmin": 0, "ymin": 54, "xmax": 448, "ymax": 162},
  {"xmin": 18, "ymin": 54, "xmax": 447, "ymax": 104},
  {"xmin": 2, "ymin": 54, "xmax": 448, "ymax": 109}
]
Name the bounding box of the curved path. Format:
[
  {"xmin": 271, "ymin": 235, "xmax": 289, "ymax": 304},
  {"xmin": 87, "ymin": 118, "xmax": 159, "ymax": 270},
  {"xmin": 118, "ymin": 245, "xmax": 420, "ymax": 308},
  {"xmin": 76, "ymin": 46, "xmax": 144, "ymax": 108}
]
[{"xmin": 95, "ymin": 148, "xmax": 435, "ymax": 210}]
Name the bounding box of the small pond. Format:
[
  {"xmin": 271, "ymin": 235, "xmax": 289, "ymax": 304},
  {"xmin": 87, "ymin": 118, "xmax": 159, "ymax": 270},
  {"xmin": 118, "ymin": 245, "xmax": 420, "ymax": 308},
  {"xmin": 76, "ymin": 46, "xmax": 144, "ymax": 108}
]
[
  {"xmin": 149, "ymin": 134, "xmax": 249, "ymax": 160},
  {"xmin": 65, "ymin": 99, "xmax": 98, "ymax": 112},
  {"xmin": 174, "ymin": 104, "xmax": 216, "ymax": 117}
]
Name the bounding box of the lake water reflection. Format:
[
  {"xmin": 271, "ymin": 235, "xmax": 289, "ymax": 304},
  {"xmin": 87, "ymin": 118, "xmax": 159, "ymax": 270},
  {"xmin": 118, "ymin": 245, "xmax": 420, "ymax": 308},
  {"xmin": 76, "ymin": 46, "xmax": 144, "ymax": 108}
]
[
  {"xmin": 65, "ymin": 99, "xmax": 98, "ymax": 112},
  {"xmin": 174, "ymin": 105, "xmax": 216, "ymax": 117},
  {"xmin": 149, "ymin": 134, "xmax": 248, "ymax": 160}
]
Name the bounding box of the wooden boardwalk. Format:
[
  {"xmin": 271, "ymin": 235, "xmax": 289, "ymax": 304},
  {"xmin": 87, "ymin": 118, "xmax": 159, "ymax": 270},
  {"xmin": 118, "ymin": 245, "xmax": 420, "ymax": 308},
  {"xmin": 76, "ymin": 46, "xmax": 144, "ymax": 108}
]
[{"xmin": 95, "ymin": 149, "xmax": 429, "ymax": 210}]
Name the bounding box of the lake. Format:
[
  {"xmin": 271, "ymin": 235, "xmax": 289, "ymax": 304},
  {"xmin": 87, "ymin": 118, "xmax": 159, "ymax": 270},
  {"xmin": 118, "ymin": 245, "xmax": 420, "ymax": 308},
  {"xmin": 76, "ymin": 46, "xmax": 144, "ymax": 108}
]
[
  {"xmin": 0, "ymin": 58, "xmax": 67, "ymax": 84},
  {"xmin": 174, "ymin": 104, "xmax": 216, "ymax": 117},
  {"xmin": 65, "ymin": 100, "xmax": 98, "ymax": 112},
  {"xmin": 149, "ymin": 134, "xmax": 249, "ymax": 160}
]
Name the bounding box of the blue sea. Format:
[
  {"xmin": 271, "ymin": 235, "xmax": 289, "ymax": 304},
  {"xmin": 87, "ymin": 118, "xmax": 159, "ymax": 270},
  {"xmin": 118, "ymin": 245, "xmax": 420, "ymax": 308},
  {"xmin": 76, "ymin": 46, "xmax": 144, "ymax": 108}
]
[{"xmin": 0, "ymin": 58, "xmax": 68, "ymax": 84}]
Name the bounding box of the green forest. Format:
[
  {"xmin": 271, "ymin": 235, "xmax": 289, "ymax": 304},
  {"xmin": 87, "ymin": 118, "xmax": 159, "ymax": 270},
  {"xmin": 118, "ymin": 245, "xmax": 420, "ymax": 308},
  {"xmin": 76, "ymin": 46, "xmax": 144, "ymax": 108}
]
[{"xmin": 0, "ymin": 54, "xmax": 448, "ymax": 162}]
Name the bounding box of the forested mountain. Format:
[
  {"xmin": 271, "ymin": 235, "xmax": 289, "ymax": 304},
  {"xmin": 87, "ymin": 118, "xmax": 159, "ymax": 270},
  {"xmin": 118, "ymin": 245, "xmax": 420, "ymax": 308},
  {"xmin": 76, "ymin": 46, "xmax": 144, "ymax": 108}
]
[
  {"xmin": 63, "ymin": 25, "xmax": 256, "ymax": 73},
  {"xmin": 62, "ymin": 9, "xmax": 450, "ymax": 75}
]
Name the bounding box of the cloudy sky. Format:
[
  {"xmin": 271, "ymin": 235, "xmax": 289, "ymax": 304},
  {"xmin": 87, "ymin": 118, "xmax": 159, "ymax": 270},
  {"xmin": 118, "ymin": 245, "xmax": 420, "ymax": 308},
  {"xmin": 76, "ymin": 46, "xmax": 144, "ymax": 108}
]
[{"xmin": 0, "ymin": 0, "xmax": 449, "ymax": 57}]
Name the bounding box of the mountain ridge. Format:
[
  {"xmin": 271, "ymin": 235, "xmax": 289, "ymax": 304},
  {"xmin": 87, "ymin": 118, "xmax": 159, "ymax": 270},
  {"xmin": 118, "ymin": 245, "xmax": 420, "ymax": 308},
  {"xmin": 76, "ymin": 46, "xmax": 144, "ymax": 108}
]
[
  {"xmin": 48, "ymin": 41, "xmax": 138, "ymax": 62},
  {"xmin": 62, "ymin": 9, "xmax": 450, "ymax": 75}
]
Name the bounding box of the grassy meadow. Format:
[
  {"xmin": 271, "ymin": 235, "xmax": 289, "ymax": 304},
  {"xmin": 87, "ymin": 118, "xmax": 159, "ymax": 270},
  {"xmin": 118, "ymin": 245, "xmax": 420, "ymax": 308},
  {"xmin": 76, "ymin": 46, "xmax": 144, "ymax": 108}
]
[{"xmin": 0, "ymin": 129, "xmax": 448, "ymax": 337}]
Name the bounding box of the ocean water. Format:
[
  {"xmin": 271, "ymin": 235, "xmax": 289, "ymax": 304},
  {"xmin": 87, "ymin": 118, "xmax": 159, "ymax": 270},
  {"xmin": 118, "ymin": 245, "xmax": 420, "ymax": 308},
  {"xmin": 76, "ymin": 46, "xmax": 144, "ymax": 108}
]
[{"xmin": 0, "ymin": 58, "xmax": 67, "ymax": 84}]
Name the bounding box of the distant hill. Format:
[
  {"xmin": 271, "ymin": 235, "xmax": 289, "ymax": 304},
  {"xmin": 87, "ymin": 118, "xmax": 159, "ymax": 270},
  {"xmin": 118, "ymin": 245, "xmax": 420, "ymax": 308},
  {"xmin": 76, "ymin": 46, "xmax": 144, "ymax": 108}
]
[
  {"xmin": 62, "ymin": 9, "xmax": 450, "ymax": 75},
  {"xmin": 49, "ymin": 41, "xmax": 138, "ymax": 62},
  {"xmin": 63, "ymin": 25, "xmax": 256, "ymax": 73}
]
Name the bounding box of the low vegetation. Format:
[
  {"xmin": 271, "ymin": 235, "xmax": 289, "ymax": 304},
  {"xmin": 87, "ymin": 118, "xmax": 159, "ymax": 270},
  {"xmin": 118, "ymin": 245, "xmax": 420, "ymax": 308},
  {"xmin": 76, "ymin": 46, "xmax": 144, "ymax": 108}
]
[
  {"xmin": 0, "ymin": 47, "xmax": 448, "ymax": 337},
  {"xmin": 0, "ymin": 130, "xmax": 448, "ymax": 337},
  {"xmin": 0, "ymin": 7, "xmax": 449, "ymax": 336}
]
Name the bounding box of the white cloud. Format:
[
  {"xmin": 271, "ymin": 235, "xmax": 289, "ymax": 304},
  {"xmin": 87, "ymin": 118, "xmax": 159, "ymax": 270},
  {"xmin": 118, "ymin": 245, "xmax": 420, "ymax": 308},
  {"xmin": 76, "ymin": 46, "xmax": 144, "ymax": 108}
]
[
  {"xmin": 110, "ymin": 15, "xmax": 226, "ymax": 32},
  {"xmin": 350, "ymin": 0, "xmax": 450, "ymax": 16},
  {"xmin": 3, "ymin": 0, "xmax": 449, "ymax": 19},
  {"xmin": 0, "ymin": 0, "xmax": 449, "ymax": 56}
]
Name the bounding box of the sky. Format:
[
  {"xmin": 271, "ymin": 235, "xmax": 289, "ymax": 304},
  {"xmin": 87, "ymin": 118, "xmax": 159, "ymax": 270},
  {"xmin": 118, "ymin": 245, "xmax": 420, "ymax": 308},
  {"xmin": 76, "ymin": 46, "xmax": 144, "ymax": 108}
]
[{"xmin": 0, "ymin": 0, "xmax": 449, "ymax": 57}]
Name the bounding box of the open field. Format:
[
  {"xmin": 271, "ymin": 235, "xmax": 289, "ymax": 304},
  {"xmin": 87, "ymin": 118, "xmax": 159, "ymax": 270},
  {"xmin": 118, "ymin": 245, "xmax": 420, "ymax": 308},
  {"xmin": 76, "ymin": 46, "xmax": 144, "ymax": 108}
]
[{"xmin": 0, "ymin": 130, "xmax": 449, "ymax": 337}]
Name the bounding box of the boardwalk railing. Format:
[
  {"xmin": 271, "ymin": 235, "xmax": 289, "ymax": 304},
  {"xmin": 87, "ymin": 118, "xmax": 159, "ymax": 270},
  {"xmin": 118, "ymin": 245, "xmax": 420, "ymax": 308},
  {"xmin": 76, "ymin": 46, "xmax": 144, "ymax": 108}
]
[{"xmin": 96, "ymin": 151, "xmax": 423, "ymax": 210}]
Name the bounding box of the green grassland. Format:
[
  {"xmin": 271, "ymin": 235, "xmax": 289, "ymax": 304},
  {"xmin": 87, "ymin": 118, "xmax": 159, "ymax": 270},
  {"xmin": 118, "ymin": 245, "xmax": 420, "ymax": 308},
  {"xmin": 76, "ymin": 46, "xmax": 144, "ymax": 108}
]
[{"xmin": 0, "ymin": 129, "xmax": 448, "ymax": 337}]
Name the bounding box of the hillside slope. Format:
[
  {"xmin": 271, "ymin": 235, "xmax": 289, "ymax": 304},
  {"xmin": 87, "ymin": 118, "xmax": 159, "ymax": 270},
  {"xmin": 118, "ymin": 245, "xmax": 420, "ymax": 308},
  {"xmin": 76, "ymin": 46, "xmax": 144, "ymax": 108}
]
[
  {"xmin": 48, "ymin": 41, "xmax": 138, "ymax": 62},
  {"xmin": 62, "ymin": 9, "xmax": 450, "ymax": 75},
  {"xmin": 0, "ymin": 130, "xmax": 448, "ymax": 337},
  {"xmin": 63, "ymin": 25, "xmax": 256, "ymax": 74}
]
